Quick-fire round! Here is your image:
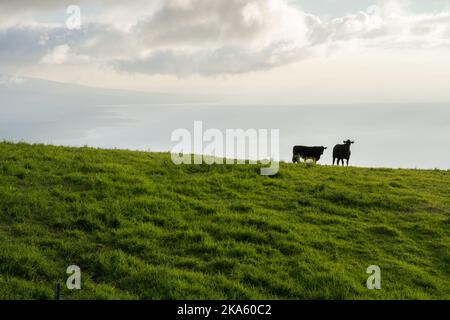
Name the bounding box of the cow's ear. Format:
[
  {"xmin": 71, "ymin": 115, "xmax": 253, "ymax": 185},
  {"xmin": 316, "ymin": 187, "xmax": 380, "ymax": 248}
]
[
  {"xmin": 351, "ymin": 141, "xmax": 355, "ymax": 144},
  {"xmin": 324, "ymin": 147, "xmax": 328, "ymax": 149},
  {"xmin": 343, "ymin": 140, "xmax": 346, "ymax": 143}
]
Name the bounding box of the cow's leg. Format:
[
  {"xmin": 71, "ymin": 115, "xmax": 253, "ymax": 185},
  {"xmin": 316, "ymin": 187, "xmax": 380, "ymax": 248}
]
[{"xmin": 346, "ymin": 158, "xmax": 349, "ymax": 166}]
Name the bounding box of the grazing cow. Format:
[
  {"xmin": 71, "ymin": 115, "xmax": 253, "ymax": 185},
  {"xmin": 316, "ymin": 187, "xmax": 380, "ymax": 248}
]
[
  {"xmin": 333, "ymin": 140, "xmax": 355, "ymax": 166},
  {"xmin": 292, "ymin": 146, "xmax": 327, "ymax": 163}
]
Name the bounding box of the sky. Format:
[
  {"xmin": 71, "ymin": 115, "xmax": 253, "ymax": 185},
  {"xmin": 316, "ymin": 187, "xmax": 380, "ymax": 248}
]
[{"xmin": 1, "ymin": 0, "xmax": 450, "ymax": 103}]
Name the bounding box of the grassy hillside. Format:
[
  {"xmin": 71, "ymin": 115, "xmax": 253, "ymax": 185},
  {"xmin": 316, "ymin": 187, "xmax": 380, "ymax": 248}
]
[{"xmin": 0, "ymin": 142, "xmax": 449, "ymax": 300}]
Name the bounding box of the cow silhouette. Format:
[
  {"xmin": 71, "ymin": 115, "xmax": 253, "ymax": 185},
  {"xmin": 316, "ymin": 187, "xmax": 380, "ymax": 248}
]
[
  {"xmin": 333, "ymin": 140, "xmax": 355, "ymax": 166},
  {"xmin": 293, "ymin": 146, "xmax": 327, "ymax": 163}
]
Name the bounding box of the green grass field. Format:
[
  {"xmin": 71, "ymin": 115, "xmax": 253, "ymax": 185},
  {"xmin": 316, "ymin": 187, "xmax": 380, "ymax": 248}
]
[{"xmin": 0, "ymin": 142, "xmax": 449, "ymax": 299}]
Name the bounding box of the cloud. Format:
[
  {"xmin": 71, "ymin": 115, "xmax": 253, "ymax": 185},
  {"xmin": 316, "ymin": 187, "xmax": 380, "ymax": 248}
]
[
  {"xmin": 41, "ymin": 44, "xmax": 71, "ymax": 64},
  {"xmin": 40, "ymin": 44, "xmax": 90, "ymax": 65},
  {"xmin": 0, "ymin": 0, "xmax": 449, "ymax": 76},
  {"xmin": 114, "ymin": 0, "xmax": 313, "ymax": 75},
  {"xmin": 116, "ymin": 43, "xmax": 312, "ymax": 76},
  {"xmin": 0, "ymin": 75, "xmax": 25, "ymax": 85}
]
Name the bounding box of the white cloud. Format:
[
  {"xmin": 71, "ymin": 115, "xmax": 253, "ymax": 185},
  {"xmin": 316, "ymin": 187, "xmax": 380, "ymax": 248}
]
[
  {"xmin": 41, "ymin": 44, "xmax": 71, "ymax": 65},
  {"xmin": 0, "ymin": 75, "xmax": 25, "ymax": 85},
  {"xmin": 0, "ymin": 0, "xmax": 449, "ymax": 76}
]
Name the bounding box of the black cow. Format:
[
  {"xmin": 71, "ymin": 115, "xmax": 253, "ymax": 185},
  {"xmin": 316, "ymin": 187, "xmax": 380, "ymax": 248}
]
[
  {"xmin": 333, "ymin": 139, "xmax": 355, "ymax": 166},
  {"xmin": 292, "ymin": 146, "xmax": 327, "ymax": 163}
]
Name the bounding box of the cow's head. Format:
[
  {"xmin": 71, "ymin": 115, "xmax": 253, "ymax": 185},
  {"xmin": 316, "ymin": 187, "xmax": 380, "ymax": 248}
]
[
  {"xmin": 343, "ymin": 140, "xmax": 355, "ymax": 145},
  {"xmin": 315, "ymin": 147, "xmax": 327, "ymax": 157}
]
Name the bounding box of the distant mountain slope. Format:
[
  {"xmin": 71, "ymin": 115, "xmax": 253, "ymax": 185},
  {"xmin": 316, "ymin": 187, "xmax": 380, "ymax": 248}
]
[
  {"xmin": 0, "ymin": 142, "xmax": 449, "ymax": 299},
  {"xmin": 0, "ymin": 74, "xmax": 206, "ymax": 107},
  {"xmin": 0, "ymin": 74, "xmax": 211, "ymax": 145}
]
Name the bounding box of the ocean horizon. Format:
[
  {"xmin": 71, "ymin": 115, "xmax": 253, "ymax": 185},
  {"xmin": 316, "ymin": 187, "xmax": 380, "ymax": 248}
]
[{"xmin": 1, "ymin": 102, "xmax": 449, "ymax": 170}]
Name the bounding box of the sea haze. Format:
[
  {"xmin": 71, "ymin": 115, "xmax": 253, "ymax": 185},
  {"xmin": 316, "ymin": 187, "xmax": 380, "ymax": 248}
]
[{"xmin": 1, "ymin": 78, "xmax": 449, "ymax": 169}]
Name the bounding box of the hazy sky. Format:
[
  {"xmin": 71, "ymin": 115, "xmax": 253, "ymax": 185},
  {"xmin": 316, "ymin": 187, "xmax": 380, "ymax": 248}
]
[{"xmin": 1, "ymin": 0, "xmax": 450, "ymax": 103}]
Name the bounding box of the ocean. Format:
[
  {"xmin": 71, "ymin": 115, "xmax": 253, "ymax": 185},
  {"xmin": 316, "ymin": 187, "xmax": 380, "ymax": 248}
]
[{"xmin": 1, "ymin": 103, "xmax": 449, "ymax": 169}]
